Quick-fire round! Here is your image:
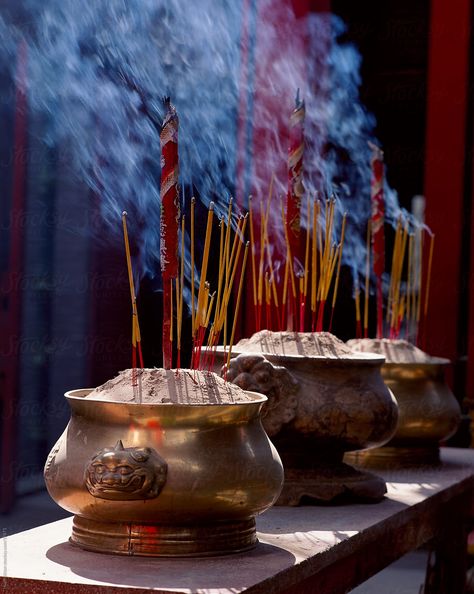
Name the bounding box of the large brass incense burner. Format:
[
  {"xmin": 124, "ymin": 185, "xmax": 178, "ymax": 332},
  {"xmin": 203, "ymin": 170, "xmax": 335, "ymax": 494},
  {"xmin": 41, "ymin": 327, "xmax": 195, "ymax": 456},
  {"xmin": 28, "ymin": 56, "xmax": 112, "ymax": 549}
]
[
  {"xmin": 346, "ymin": 359, "xmax": 461, "ymax": 468},
  {"xmin": 213, "ymin": 349, "xmax": 398, "ymax": 504},
  {"xmin": 44, "ymin": 388, "xmax": 283, "ymax": 557}
]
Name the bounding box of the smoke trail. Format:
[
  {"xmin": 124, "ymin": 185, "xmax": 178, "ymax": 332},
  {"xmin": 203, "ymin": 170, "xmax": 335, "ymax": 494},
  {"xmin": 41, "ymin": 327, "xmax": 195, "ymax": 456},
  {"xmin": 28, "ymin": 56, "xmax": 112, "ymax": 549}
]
[{"xmin": 0, "ymin": 1, "xmax": 414, "ymax": 288}]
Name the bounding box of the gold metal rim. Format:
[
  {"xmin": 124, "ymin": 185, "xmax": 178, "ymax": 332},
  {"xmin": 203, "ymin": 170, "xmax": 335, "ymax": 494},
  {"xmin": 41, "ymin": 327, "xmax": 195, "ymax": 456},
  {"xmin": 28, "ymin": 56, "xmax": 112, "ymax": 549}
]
[{"xmin": 346, "ymin": 445, "xmax": 441, "ymax": 469}]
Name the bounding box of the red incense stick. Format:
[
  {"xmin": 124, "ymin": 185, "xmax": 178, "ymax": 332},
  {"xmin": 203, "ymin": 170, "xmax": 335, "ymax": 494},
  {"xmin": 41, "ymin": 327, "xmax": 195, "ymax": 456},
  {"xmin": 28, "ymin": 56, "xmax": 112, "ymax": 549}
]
[
  {"xmin": 160, "ymin": 98, "xmax": 180, "ymax": 369},
  {"xmin": 286, "ymin": 90, "xmax": 305, "ymax": 330},
  {"xmin": 370, "ymin": 143, "xmax": 385, "ymax": 338}
]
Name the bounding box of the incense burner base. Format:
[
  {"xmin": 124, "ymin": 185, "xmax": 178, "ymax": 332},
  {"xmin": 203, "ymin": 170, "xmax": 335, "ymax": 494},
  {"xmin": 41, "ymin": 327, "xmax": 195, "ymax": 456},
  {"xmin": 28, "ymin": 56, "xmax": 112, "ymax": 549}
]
[
  {"xmin": 345, "ymin": 445, "xmax": 441, "ymax": 469},
  {"xmin": 276, "ymin": 461, "xmax": 387, "ymax": 505},
  {"xmin": 70, "ymin": 515, "xmax": 257, "ymax": 557}
]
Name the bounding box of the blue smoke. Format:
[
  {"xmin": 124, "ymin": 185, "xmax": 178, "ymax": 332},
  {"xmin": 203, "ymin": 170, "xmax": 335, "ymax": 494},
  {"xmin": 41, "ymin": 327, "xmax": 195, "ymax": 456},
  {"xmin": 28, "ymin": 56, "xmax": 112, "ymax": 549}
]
[{"xmin": 0, "ymin": 1, "xmax": 413, "ymax": 288}]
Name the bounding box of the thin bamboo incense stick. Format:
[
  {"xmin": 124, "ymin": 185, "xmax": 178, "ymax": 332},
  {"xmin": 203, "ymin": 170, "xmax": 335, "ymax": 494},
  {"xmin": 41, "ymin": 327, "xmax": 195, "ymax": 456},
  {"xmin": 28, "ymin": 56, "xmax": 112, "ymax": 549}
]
[
  {"xmin": 392, "ymin": 222, "xmax": 405, "ymax": 334},
  {"xmin": 176, "ymin": 216, "xmax": 185, "ymax": 368},
  {"xmin": 266, "ymin": 273, "xmax": 272, "ymax": 329},
  {"xmin": 261, "ymin": 195, "xmax": 279, "ymax": 314},
  {"xmin": 122, "ymin": 211, "xmax": 144, "ymax": 371},
  {"xmin": 190, "ymin": 197, "xmax": 196, "ymax": 336},
  {"xmin": 215, "ymin": 218, "xmax": 225, "ymax": 325},
  {"xmin": 364, "ymin": 220, "xmax": 371, "ymax": 337},
  {"xmin": 169, "ymin": 279, "xmax": 174, "ymax": 348},
  {"xmin": 329, "ymin": 212, "xmax": 347, "ymax": 332},
  {"xmin": 303, "ymin": 197, "xmax": 311, "ymax": 299},
  {"xmin": 406, "ymin": 232, "xmax": 414, "ymax": 339},
  {"xmin": 257, "ymin": 201, "xmax": 266, "ymax": 331},
  {"xmin": 311, "ymin": 200, "xmax": 318, "ymax": 331},
  {"xmin": 195, "ymin": 202, "xmax": 214, "ymax": 337},
  {"xmin": 215, "ymin": 220, "xmax": 247, "ymax": 339},
  {"xmin": 355, "ymin": 283, "xmax": 362, "ymax": 338},
  {"xmin": 386, "ymin": 217, "xmax": 402, "ymax": 324},
  {"xmin": 222, "ymin": 199, "xmax": 233, "ymax": 344},
  {"xmin": 298, "ymin": 275, "xmax": 304, "ymax": 331},
  {"xmin": 424, "ymin": 233, "xmax": 435, "ymax": 318},
  {"xmin": 281, "ymin": 203, "xmax": 297, "ymax": 299},
  {"xmin": 396, "ymin": 225, "xmax": 409, "ymax": 333},
  {"xmin": 248, "ymin": 196, "xmax": 258, "ymax": 312},
  {"xmin": 226, "ymin": 242, "xmax": 249, "ymax": 369},
  {"xmin": 415, "ymin": 230, "xmax": 423, "ymax": 343}
]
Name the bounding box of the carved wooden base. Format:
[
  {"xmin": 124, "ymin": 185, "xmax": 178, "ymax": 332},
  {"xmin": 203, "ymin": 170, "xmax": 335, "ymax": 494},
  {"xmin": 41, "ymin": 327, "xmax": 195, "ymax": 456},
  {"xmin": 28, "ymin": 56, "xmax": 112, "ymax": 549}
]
[
  {"xmin": 345, "ymin": 445, "xmax": 441, "ymax": 469},
  {"xmin": 276, "ymin": 462, "xmax": 387, "ymax": 505},
  {"xmin": 70, "ymin": 515, "xmax": 257, "ymax": 557}
]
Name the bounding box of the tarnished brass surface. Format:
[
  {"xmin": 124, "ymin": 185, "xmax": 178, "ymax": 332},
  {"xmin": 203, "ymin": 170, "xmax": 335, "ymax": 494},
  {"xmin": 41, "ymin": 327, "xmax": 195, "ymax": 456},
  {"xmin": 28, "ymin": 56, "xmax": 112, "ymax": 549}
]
[
  {"xmin": 44, "ymin": 389, "xmax": 283, "ymax": 556},
  {"xmin": 346, "ymin": 361, "xmax": 461, "ymax": 468},
  {"xmin": 211, "ymin": 349, "xmax": 398, "ymax": 504},
  {"xmin": 70, "ymin": 516, "xmax": 257, "ymax": 557}
]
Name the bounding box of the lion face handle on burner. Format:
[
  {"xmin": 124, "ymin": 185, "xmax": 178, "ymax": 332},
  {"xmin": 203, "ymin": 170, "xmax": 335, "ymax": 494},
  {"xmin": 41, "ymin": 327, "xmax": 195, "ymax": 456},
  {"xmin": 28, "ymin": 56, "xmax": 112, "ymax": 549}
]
[
  {"xmin": 222, "ymin": 353, "xmax": 300, "ymax": 436},
  {"xmin": 85, "ymin": 440, "xmax": 167, "ymax": 500}
]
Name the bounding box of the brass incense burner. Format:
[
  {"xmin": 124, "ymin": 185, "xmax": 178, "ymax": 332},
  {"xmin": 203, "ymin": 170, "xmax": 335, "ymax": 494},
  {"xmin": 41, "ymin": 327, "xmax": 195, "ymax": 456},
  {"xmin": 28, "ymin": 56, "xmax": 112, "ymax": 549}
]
[
  {"xmin": 346, "ymin": 359, "xmax": 461, "ymax": 468},
  {"xmin": 44, "ymin": 388, "xmax": 283, "ymax": 557},
  {"xmin": 212, "ymin": 349, "xmax": 398, "ymax": 504}
]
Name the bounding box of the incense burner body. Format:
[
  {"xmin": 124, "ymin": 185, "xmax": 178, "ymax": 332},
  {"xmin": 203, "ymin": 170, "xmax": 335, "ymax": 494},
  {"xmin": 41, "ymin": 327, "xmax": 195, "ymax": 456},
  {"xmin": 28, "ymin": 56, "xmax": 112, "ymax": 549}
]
[
  {"xmin": 213, "ymin": 349, "xmax": 398, "ymax": 504},
  {"xmin": 44, "ymin": 389, "xmax": 283, "ymax": 557},
  {"xmin": 346, "ymin": 361, "xmax": 461, "ymax": 467}
]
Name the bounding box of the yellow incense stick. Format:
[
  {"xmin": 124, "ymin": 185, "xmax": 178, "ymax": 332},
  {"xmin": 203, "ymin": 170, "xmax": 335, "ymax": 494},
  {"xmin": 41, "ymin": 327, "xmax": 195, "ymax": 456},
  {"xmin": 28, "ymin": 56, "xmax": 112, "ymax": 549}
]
[
  {"xmin": 177, "ymin": 216, "xmax": 185, "ymax": 352},
  {"xmin": 226, "ymin": 242, "xmax": 249, "ymax": 368},
  {"xmin": 169, "ymin": 278, "xmax": 174, "ymax": 343},
  {"xmin": 248, "ymin": 196, "xmax": 258, "ymax": 308},
  {"xmin": 355, "ymin": 285, "xmax": 361, "ymax": 325},
  {"xmin": 387, "ymin": 217, "xmax": 402, "ymax": 324},
  {"xmin": 406, "ymin": 232, "xmax": 414, "ymax": 331},
  {"xmin": 205, "ymin": 291, "xmax": 216, "ymax": 328},
  {"xmin": 122, "ymin": 211, "xmax": 142, "ymax": 350},
  {"xmin": 257, "ymin": 202, "xmax": 265, "ymax": 312},
  {"xmin": 215, "ymin": 218, "xmax": 225, "ymax": 321},
  {"xmin": 303, "ymin": 197, "xmax": 311, "ymax": 298},
  {"xmin": 261, "ymin": 202, "xmax": 279, "ymax": 308},
  {"xmin": 195, "ymin": 202, "xmax": 214, "ymax": 337},
  {"xmin": 331, "ymin": 213, "xmax": 347, "ymax": 309},
  {"xmin": 215, "ymin": 223, "xmax": 247, "ymax": 335},
  {"xmin": 415, "ymin": 231, "xmax": 423, "ymax": 326},
  {"xmin": 424, "ymin": 233, "xmax": 435, "ymax": 317}
]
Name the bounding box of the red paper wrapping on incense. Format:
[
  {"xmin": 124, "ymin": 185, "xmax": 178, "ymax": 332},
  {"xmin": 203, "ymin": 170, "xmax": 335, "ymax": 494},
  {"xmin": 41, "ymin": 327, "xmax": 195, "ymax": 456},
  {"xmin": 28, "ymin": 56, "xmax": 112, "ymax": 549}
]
[
  {"xmin": 370, "ymin": 143, "xmax": 385, "ymax": 337},
  {"xmin": 160, "ymin": 98, "xmax": 180, "ymax": 368},
  {"xmin": 286, "ymin": 91, "xmax": 305, "ymax": 265},
  {"xmin": 160, "ymin": 99, "xmax": 180, "ymax": 279}
]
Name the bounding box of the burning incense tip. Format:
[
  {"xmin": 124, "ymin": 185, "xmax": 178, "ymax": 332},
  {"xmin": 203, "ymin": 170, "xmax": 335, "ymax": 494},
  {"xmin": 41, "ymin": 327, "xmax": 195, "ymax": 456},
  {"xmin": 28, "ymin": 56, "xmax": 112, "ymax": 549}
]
[
  {"xmin": 122, "ymin": 210, "xmax": 128, "ymax": 217},
  {"xmin": 368, "ymin": 141, "xmax": 384, "ymax": 159},
  {"xmin": 209, "ymin": 201, "xmax": 215, "ymax": 211}
]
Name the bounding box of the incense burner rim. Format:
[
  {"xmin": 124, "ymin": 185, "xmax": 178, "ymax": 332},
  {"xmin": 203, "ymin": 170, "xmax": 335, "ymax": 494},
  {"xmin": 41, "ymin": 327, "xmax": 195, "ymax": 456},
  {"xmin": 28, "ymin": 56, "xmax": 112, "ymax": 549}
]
[
  {"xmin": 382, "ymin": 357, "xmax": 450, "ymax": 369},
  {"xmin": 215, "ymin": 346, "xmax": 386, "ymax": 365},
  {"xmin": 66, "ymin": 388, "xmax": 268, "ymax": 408}
]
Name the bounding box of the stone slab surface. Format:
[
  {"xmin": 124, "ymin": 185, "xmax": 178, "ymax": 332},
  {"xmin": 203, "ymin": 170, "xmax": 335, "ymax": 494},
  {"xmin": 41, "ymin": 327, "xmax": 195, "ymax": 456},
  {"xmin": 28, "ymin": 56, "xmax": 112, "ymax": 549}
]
[{"xmin": 2, "ymin": 447, "xmax": 474, "ymax": 594}]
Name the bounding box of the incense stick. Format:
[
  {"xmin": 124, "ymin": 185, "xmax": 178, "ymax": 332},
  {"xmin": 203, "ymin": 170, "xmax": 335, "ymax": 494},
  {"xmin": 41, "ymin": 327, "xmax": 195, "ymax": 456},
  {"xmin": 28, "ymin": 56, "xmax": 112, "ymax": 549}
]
[
  {"xmin": 248, "ymin": 196, "xmax": 258, "ymax": 314},
  {"xmin": 363, "ymin": 220, "xmax": 371, "ymax": 338},
  {"xmin": 121, "ymin": 211, "xmax": 143, "ymax": 400},
  {"xmin": 424, "ymin": 233, "xmax": 435, "ymax": 318},
  {"xmin": 226, "ymin": 242, "xmax": 249, "ymax": 369},
  {"xmin": 190, "ymin": 197, "xmax": 196, "ymax": 336},
  {"xmin": 329, "ymin": 212, "xmax": 347, "ymax": 332}
]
